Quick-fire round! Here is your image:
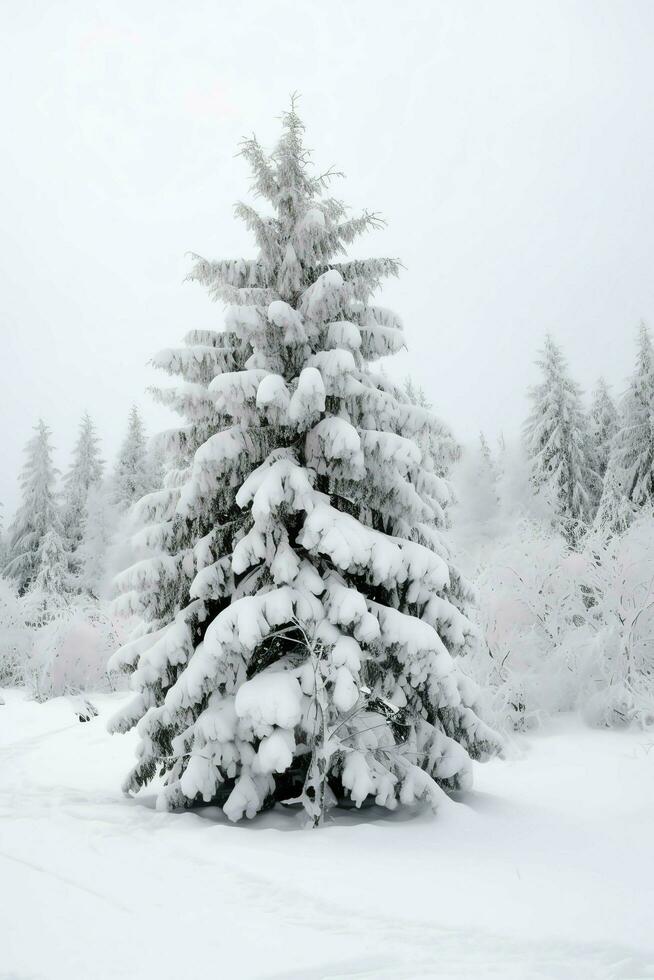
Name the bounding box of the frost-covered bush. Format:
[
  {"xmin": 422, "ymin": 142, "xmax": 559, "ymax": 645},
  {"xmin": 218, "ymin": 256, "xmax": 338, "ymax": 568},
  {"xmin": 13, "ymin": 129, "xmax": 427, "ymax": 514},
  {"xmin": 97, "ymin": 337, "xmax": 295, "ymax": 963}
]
[
  {"xmin": 452, "ymin": 433, "xmax": 654, "ymax": 731},
  {"xmin": 467, "ymin": 523, "xmax": 584, "ymax": 729},
  {"xmin": 26, "ymin": 597, "xmax": 125, "ymax": 700},
  {"xmin": 576, "ymin": 517, "xmax": 654, "ymax": 728},
  {"xmin": 458, "ymin": 506, "xmax": 654, "ymax": 730},
  {"xmin": 0, "ymin": 576, "xmax": 125, "ymax": 699},
  {"xmin": 0, "ymin": 578, "xmax": 31, "ymax": 686}
]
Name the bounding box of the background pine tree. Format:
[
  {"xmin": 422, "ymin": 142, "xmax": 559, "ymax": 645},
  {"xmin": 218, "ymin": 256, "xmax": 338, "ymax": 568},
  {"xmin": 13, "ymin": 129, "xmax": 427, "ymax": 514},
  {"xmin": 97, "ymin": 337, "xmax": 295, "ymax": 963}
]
[
  {"xmin": 25, "ymin": 527, "xmax": 70, "ymax": 625},
  {"xmin": 524, "ymin": 335, "xmax": 596, "ymax": 545},
  {"xmin": 610, "ymin": 322, "xmax": 654, "ymax": 509},
  {"xmin": 588, "ymin": 378, "xmax": 618, "ymax": 484},
  {"xmin": 62, "ymin": 412, "xmax": 104, "ymax": 576},
  {"xmin": 4, "ymin": 420, "xmax": 67, "ymax": 594},
  {"xmin": 113, "ymin": 406, "xmax": 152, "ymax": 510}
]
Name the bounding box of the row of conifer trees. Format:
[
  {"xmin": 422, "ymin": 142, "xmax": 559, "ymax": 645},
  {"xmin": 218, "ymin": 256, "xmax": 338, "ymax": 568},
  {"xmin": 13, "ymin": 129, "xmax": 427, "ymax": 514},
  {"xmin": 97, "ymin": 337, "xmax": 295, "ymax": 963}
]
[
  {"xmin": 524, "ymin": 324, "xmax": 654, "ymax": 545},
  {"xmin": 7, "ymin": 320, "xmax": 650, "ymax": 611},
  {"xmin": 1, "ymin": 406, "xmax": 160, "ymax": 609}
]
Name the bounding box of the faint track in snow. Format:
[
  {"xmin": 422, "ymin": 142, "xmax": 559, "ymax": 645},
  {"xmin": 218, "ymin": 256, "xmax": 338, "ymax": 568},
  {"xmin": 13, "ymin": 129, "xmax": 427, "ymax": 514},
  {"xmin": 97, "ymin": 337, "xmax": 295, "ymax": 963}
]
[
  {"xmin": 0, "ymin": 850, "xmax": 132, "ymax": 914},
  {"xmin": 259, "ymin": 941, "xmax": 654, "ymax": 980},
  {"xmin": 0, "ymin": 721, "xmax": 79, "ymax": 755},
  {"xmin": 171, "ymin": 839, "xmax": 654, "ymax": 980}
]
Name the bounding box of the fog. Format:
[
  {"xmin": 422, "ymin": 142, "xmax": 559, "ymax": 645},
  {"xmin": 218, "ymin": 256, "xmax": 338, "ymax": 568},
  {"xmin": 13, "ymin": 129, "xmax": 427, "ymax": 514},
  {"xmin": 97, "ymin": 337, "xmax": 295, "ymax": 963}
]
[{"xmin": 2, "ymin": 0, "xmax": 654, "ymax": 509}]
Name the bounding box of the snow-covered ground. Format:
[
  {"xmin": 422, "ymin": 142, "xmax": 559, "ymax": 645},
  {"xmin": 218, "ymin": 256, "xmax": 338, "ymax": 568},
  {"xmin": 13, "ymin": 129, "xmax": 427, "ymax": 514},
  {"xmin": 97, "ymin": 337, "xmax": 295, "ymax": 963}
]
[{"xmin": 1, "ymin": 690, "xmax": 653, "ymax": 980}]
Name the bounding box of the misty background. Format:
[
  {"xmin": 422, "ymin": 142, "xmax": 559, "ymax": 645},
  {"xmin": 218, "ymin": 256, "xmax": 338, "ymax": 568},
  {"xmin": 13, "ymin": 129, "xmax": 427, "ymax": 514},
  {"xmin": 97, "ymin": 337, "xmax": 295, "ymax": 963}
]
[{"xmin": 1, "ymin": 0, "xmax": 653, "ymax": 510}]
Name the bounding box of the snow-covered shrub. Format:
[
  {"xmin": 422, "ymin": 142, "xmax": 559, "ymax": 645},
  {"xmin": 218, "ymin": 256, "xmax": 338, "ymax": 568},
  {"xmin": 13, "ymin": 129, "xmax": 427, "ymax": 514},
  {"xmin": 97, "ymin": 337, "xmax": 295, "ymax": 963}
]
[
  {"xmin": 460, "ymin": 520, "xmax": 577, "ymax": 729},
  {"xmin": 26, "ymin": 596, "xmax": 125, "ymax": 700},
  {"xmin": 456, "ymin": 495, "xmax": 654, "ymax": 730},
  {"xmin": 0, "ymin": 578, "xmax": 31, "ymax": 686},
  {"xmin": 0, "ymin": 573, "xmax": 125, "ymax": 699},
  {"xmin": 576, "ymin": 517, "xmax": 654, "ymax": 728}
]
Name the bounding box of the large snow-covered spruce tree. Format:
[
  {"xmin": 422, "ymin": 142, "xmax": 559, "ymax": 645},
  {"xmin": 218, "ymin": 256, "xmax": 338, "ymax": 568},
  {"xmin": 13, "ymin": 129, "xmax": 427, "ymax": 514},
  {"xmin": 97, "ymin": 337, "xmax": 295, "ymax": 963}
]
[
  {"xmin": 4, "ymin": 420, "xmax": 67, "ymax": 594},
  {"xmin": 109, "ymin": 105, "xmax": 500, "ymax": 824},
  {"xmin": 524, "ymin": 336, "xmax": 596, "ymax": 545}
]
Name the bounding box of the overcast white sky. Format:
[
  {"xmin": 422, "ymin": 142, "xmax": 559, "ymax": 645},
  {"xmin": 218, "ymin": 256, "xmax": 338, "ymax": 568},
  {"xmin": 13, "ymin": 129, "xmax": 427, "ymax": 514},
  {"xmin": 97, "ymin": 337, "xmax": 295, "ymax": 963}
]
[{"xmin": 2, "ymin": 0, "xmax": 654, "ymax": 512}]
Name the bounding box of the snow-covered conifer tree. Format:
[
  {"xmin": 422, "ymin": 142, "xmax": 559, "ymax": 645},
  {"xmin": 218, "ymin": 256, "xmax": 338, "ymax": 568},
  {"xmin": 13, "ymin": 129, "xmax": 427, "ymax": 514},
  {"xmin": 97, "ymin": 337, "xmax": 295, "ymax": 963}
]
[
  {"xmin": 25, "ymin": 527, "xmax": 70, "ymax": 624},
  {"xmin": 0, "ymin": 503, "xmax": 6, "ymax": 572},
  {"xmin": 610, "ymin": 322, "xmax": 654, "ymax": 510},
  {"xmin": 77, "ymin": 483, "xmax": 117, "ymax": 598},
  {"xmin": 4, "ymin": 421, "xmax": 67, "ymax": 593},
  {"xmin": 524, "ymin": 336, "xmax": 595, "ymax": 545},
  {"xmin": 588, "ymin": 378, "xmax": 618, "ymax": 484},
  {"xmin": 113, "ymin": 406, "xmax": 151, "ymax": 510},
  {"xmin": 479, "ymin": 432, "xmax": 499, "ymax": 485},
  {"xmin": 109, "ymin": 103, "xmax": 500, "ymax": 824},
  {"xmin": 595, "ymin": 324, "xmax": 654, "ymax": 535},
  {"xmin": 473, "ymin": 432, "xmax": 501, "ymax": 527},
  {"xmin": 146, "ymin": 442, "xmax": 167, "ymax": 495},
  {"xmin": 62, "ymin": 412, "xmax": 104, "ymax": 570},
  {"xmin": 403, "ymin": 376, "xmax": 429, "ymax": 409}
]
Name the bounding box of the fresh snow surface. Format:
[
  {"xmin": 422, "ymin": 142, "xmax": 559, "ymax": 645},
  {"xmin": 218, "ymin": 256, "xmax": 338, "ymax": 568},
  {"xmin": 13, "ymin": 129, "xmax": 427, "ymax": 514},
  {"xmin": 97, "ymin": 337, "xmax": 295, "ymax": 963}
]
[{"xmin": 1, "ymin": 689, "xmax": 653, "ymax": 980}]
